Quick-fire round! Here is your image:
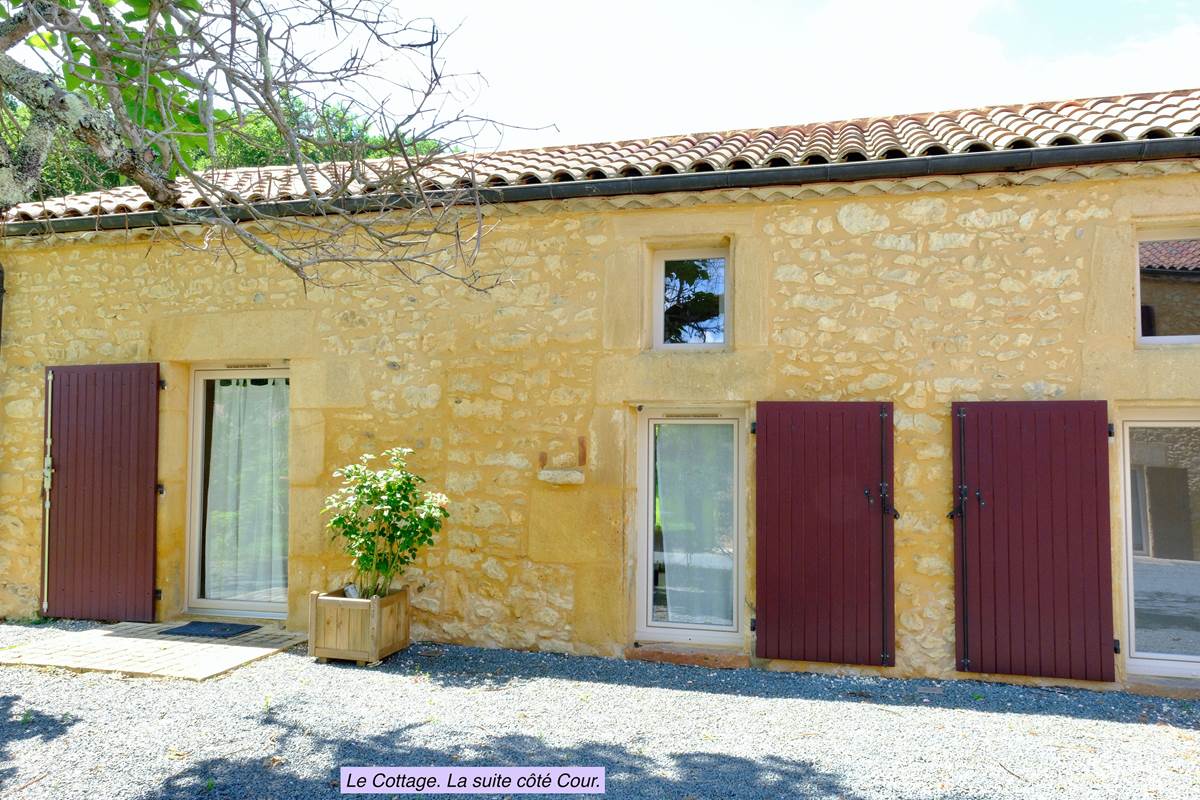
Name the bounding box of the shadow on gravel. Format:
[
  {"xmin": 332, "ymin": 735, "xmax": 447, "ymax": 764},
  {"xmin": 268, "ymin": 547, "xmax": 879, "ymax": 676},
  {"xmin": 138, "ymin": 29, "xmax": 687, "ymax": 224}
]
[
  {"xmin": 360, "ymin": 644, "xmax": 1200, "ymax": 730},
  {"xmin": 0, "ymin": 694, "xmax": 77, "ymax": 790},
  {"xmin": 133, "ymin": 715, "xmax": 979, "ymax": 800}
]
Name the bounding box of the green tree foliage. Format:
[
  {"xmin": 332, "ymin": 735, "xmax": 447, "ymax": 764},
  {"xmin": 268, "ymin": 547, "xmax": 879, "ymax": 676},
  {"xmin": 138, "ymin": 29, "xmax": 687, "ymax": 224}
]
[
  {"xmin": 191, "ymin": 95, "xmax": 429, "ymax": 172},
  {"xmin": 2, "ymin": 95, "xmax": 418, "ymax": 199}
]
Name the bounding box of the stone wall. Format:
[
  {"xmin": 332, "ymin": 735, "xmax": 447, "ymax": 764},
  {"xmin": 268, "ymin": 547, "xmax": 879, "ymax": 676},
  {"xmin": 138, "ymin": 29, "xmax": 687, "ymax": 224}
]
[{"xmin": 4, "ymin": 165, "xmax": 1200, "ymax": 687}]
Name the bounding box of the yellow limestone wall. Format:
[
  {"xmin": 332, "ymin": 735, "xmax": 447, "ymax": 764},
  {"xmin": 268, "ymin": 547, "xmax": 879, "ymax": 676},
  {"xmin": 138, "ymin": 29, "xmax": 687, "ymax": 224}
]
[{"xmin": 4, "ymin": 167, "xmax": 1200, "ymax": 688}]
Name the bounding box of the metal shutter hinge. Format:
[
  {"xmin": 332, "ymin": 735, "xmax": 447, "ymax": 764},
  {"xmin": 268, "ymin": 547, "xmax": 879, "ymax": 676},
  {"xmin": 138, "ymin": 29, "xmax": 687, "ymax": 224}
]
[
  {"xmin": 158, "ymin": 379, "xmax": 167, "ymax": 390},
  {"xmin": 154, "ymin": 588, "xmax": 162, "ymax": 600},
  {"xmin": 750, "ymin": 617, "xmax": 757, "ymax": 632},
  {"xmin": 1107, "ymin": 423, "xmax": 1115, "ymax": 438},
  {"xmin": 1113, "ymin": 638, "xmax": 1120, "ymax": 654},
  {"xmin": 749, "ymin": 421, "xmax": 756, "ymax": 434},
  {"xmin": 156, "ymin": 483, "xmax": 165, "ymax": 495}
]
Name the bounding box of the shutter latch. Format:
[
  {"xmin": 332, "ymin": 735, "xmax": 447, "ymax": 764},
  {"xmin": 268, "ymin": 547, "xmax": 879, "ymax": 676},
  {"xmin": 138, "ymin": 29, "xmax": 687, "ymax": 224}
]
[
  {"xmin": 948, "ymin": 483, "xmax": 968, "ymax": 519},
  {"xmin": 42, "ymin": 453, "xmax": 53, "ymax": 496},
  {"xmin": 880, "ymin": 481, "xmax": 901, "ymax": 520}
]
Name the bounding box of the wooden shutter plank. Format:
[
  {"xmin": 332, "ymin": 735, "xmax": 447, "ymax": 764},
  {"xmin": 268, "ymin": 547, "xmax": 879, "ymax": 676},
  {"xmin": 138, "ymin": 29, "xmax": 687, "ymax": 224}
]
[
  {"xmin": 1057, "ymin": 408, "xmax": 1074, "ymax": 678},
  {"xmin": 988, "ymin": 407, "xmax": 1008, "ymax": 676},
  {"xmin": 1095, "ymin": 403, "xmax": 1116, "ymax": 682},
  {"xmin": 978, "ymin": 406, "xmax": 997, "ymax": 673},
  {"xmin": 829, "ymin": 409, "xmax": 846, "ymax": 665},
  {"xmin": 813, "ymin": 408, "xmax": 830, "ymax": 663},
  {"xmin": 775, "ymin": 405, "xmax": 789, "ymax": 661},
  {"xmin": 1063, "ymin": 408, "xmax": 1086, "ymax": 680},
  {"xmin": 967, "ymin": 407, "xmax": 983, "ymax": 671},
  {"xmin": 1078, "ymin": 405, "xmax": 1101, "ymax": 680},
  {"xmin": 855, "ymin": 410, "xmax": 871, "ymax": 665},
  {"xmin": 1022, "ymin": 412, "xmax": 1041, "ymax": 681},
  {"xmin": 1003, "ymin": 407, "xmax": 1025, "ymax": 676},
  {"xmin": 880, "ymin": 407, "xmax": 894, "ymax": 665},
  {"xmin": 793, "ymin": 409, "xmax": 809, "ymax": 661},
  {"xmin": 1034, "ymin": 409, "xmax": 1057, "ymax": 675}
]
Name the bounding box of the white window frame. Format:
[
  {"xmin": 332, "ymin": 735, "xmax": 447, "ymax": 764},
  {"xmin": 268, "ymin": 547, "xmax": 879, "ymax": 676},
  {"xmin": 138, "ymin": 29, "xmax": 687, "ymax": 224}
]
[
  {"xmin": 1136, "ymin": 227, "xmax": 1200, "ymax": 346},
  {"xmin": 635, "ymin": 406, "xmax": 745, "ymax": 646},
  {"xmin": 652, "ymin": 247, "xmax": 731, "ymax": 351},
  {"xmin": 1120, "ymin": 408, "xmax": 1200, "ymax": 679},
  {"xmin": 186, "ymin": 365, "xmax": 291, "ymax": 618}
]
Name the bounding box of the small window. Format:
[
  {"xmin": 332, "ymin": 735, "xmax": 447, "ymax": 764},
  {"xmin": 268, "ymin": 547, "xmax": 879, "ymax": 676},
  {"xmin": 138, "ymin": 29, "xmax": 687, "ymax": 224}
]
[
  {"xmin": 653, "ymin": 248, "xmax": 729, "ymax": 349},
  {"xmin": 1138, "ymin": 236, "xmax": 1200, "ymax": 342}
]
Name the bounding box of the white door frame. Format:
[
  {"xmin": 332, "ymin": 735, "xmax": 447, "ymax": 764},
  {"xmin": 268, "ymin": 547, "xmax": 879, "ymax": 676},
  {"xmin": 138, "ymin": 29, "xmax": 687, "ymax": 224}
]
[
  {"xmin": 635, "ymin": 406, "xmax": 746, "ymax": 646},
  {"xmin": 1120, "ymin": 409, "xmax": 1200, "ymax": 679},
  {"xmin": 186, "ymin": 366, "xmax": 290, "ymax": 618}
]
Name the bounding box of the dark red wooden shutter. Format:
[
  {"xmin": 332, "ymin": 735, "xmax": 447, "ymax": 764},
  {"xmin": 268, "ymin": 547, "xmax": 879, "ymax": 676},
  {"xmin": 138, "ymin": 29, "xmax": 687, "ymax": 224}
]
[
  {"xmin": 756, "ymin": 402, "xmax": 895, "ymax": 666},
  {"xmin": 951, "ymin": 401, "xmax": 1114, "ymax": 681},
  {"xmin": 43, "ymin": 363, "xmax": 159, "ymax": 622}
]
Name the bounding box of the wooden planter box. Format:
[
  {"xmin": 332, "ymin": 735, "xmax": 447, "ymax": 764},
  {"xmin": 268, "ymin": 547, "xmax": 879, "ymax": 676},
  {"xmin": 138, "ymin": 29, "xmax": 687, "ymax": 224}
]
[{"xmin": 308, "ymin": 587, "xmax": 410, "ymax": 665}]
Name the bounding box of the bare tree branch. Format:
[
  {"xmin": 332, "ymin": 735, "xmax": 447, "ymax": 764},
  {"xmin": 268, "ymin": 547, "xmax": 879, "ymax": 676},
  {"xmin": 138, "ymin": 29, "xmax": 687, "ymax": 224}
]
[{"xmin": 0, "ymin": 0, "xmax": 504, "ymax": 289}]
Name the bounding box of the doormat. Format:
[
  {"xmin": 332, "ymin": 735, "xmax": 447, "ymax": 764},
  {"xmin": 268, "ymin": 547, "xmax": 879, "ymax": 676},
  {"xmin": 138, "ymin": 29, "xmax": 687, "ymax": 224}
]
[{"xmin": 161, "ymin": 622, "xmax": 260, "ymax": 639}]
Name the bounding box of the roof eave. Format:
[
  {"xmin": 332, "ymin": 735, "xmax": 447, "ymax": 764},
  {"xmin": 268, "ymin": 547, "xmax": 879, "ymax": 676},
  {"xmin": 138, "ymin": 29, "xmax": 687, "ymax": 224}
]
[{"xmin": 4, "ymin": 137, "xmax": 1200, "ymax": 238}]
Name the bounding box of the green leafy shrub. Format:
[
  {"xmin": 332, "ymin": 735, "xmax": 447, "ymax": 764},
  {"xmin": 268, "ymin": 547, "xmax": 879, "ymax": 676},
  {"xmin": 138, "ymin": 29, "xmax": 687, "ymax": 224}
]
[{"xmin": 323, "ymin": 447, "xmax": 449, "ymax": 598}]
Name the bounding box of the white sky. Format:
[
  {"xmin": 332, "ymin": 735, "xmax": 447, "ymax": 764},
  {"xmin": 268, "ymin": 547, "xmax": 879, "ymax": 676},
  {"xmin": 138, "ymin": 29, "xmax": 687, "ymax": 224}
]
[{"xmin": 413, "ymin": 0, "xmax": 1200, "ymax": 151}]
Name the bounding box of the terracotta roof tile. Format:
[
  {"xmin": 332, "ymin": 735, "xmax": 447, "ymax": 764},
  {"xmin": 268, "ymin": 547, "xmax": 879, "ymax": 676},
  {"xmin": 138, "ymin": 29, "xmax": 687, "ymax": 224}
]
[
  {"xmin": 1140, "ymin": 239, "xmax": 1200, "ymax": 271},
  {"xmin": 7, "ymin": 87, "xmax": 1200, "ymax": 222}
]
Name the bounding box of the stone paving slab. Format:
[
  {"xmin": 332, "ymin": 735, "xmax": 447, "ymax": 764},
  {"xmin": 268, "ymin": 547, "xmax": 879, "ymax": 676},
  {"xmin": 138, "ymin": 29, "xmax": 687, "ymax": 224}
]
[{"xmin": 0, "ymin": 621, "xmax": 305, "ymax": 680}]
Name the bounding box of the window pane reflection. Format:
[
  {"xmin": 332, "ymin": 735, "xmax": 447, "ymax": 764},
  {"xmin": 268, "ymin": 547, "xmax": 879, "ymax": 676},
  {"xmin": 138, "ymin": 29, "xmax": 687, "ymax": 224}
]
[
  {"xmin": 1129, "ymin": 425, "xmax": 1200, "ymax": 658},
  {"xmin": 662, "ymin": 257, "xmax": 726, "ymax": 344},
  {"xmin": 1139, "ymin": 239, "xmax": 1200, "ymax": 338}
]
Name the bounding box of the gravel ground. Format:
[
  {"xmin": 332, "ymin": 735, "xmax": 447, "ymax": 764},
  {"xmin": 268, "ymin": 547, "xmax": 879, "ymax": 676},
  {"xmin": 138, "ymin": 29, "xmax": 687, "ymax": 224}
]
[{"xmin": 2, "ymin": 621, "xmax": 1199, "ymax": 800}]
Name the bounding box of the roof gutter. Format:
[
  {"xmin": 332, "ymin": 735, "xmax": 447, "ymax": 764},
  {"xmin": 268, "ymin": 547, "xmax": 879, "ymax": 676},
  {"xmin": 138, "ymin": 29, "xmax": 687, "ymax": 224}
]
[
  {"xmin": 1141, "ymin": 266, "xmax": 1200, "ymax": 278},
  {"xmin": 4, "ymin": 137, "xmax": 1200, "ymax": 238}
]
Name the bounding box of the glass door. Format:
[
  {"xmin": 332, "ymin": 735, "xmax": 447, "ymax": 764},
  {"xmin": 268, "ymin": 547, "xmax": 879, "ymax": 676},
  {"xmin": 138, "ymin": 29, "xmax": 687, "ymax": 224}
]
[
  {"xmin": 1125, "ymin": 419, "xmax": 1200, "ymax": 677},
  {"xmin": 189, "ymin": 368, "xmax": 290, "ymax": 615},
  {"xmin": 638, "ymin": 412, "xmax": 741, "ymax": 644}
]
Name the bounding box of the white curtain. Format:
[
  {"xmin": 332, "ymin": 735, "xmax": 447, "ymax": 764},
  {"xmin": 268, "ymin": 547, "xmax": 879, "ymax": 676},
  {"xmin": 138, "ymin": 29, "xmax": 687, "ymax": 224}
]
[
  {"xmin": 203, "ymin": 378, "xmax": 289, "ymax": 603},
  {"xmin": 654, "ymin": 422, "xmax": 735, "ymax": 626}
]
